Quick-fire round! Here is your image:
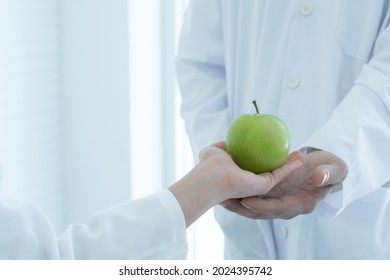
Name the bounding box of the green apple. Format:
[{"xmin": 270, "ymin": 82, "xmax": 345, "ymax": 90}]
[{"xmin": 226, "ymin": 101, "xmax": 290, "ymax": 173}]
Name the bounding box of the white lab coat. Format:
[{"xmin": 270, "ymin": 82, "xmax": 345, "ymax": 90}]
[
  {"xmin": 176, "ymin": 0, "xmax": 390, "ymax": 259},
  {"xmin": 0, "ymin": 188, "xmax": 187, "ymax": 259}
]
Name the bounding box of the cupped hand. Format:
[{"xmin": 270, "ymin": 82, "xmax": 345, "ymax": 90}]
[
  {"xmin": 220, "ymin": 149, "xmax": 348, "ymax": 219},
  {"xmin": 169, "ymin": 141, "xmax": 305, "ymax": 227},
  {"xmin": 200, "ymin": 141, "xmax": 305, "ymax": 203}
]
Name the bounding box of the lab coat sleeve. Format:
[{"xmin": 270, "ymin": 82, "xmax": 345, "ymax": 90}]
[
  {"xmin": 0, "ymin": 189, "xmax": 61, "ymax": 259},
  {"xmin": 58, "ymin": 189, "xmax": 188, "ymax": 259},
  {"xmin": 176, "ymin": 0, "xmax": 229, "ymax": 159},
  {"xmin": 303, "ymin": 26, "xmax": 390, "ymax": 215},
  {"xmin": 0, "ymin": 189, "xmax": 188, "ymax": 259}
]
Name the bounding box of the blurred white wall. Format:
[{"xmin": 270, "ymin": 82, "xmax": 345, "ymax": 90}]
[
  {"xmin": 60, "ymin": 0, "xmax": 131, "ymax": 227},
  {"xmin": 0, "ymin": 0, "xmax": 131, "ymax": 232},
  {"xmin": 0, "ymin": 0, "xmax": 65, "ymax": 231}
]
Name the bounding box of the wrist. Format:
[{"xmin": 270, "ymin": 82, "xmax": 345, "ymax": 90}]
[{"xmin": 168, "ymin": 162, "xmax": 222, "ymax": 227}]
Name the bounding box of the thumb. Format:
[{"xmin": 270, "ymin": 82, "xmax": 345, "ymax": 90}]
[{"xmin": 312, "ymin": 164, "xmax": 347, "ymax": 187}]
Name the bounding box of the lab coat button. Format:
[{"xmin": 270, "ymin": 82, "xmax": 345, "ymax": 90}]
[
  {"xmin": 299, "ymin": 1, "xmax": 314, "ymax": 16},
  {"xmin": 286, "ymin": 74, "xmax": 301, "ymax": 89},
  {"xmin": 277, "ymin": 226, "xmax": 288, "ymax": 239}
]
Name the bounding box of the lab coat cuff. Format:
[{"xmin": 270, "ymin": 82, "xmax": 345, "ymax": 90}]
[
  {"xmin": 156, "ymin": 189, "xmax": 188, "ymax": 256},
  {"xmin": 315, "ymin": 189, "xmax": 345, "ymax": 217}
]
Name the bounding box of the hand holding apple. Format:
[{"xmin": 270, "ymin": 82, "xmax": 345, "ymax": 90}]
[
  {"xmin": 226, "ymin": 101, "xmax": 290, "ymax": 173},
  {"xmin": 169, "ymin": 141, "xmax": 303, "ymax": 227}
]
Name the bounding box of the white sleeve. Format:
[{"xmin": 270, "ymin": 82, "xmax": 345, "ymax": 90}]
[
  {"xmin": 176, "ymin": 0, "xmax": 229, "ymax": 159},
  {"xmin": 0, "ymin": 189, "xmax": 61, "ymax": 259},
  {"xmin": 303, "ymin": 27, "xmax": 390, "ymax": 215},
  {"xmin": 58, "ymin": 189, "xmax": 188, "ymax": 259},
  {"xmin": 0, "ymin": 189, "xmax": 188, "ymax": 259}
]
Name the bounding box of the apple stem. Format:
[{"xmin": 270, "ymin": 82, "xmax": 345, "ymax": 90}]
[{"xmin": 252, "ymin": 100, "xmax": 260, "ymax": 114}]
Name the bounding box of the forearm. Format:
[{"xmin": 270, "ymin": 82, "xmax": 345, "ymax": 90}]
[{"xmin": 169, "ymin": 164, "xmax": 221, "ymax": 227}]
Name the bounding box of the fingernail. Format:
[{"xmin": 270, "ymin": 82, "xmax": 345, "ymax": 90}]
[
  {"xmin": 240, "ymin": 200, "xmax": 252, "ymax": 210},
  {"xmin": 321, "ymin": 169, "xmax": 330, "ymax": 186}
]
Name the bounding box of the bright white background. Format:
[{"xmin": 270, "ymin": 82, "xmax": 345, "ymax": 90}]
[{"xmin": 0, "ymin": 0, "xmax": 223, "ymax": 259}]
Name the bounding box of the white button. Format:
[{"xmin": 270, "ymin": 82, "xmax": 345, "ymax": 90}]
[
  {"xmin": 299, "ymin": 1, "xmax": 314, "ymax": 16},
  {"xmin": 277, "ymin": 226, "xmax": 288, "ymax": 240},
  {"xmin": 286, "ymin": 74, "xmax": 301, "ymax": 89}
]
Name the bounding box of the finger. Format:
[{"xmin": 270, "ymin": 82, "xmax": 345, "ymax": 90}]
[
  {"xmin": 221, "ymin": 199, "xmax": 297, "ymax": 220},
  {"xmin": 237, "ymin": 156, "xmax": 304, "ymax": 197},
  {"xmin": 268, "ymin": 157, "xmax": 303, "ymax": 186},
  {"xmin": 199, "ymin": 141, "xmax": 227, "ymax": 161},
  {"xmin": 220, "ymin": 199, "xmax": 267, "ymax": 219},
  {"xmin": 286, "ymin": 150, "xmax": 306, "ymax": 162},
  {"xmin": 240, "ymin": 196, "xmax": 286, "ymax": 216},
  {"xmin": 240, "ymin": 195, "xmax": 316, "ymax": 218},
  {"xmin": 212, "ymin": 140, "xmax": 227, "ymax": 150},
  {"xmin": 311, "ymin": 163, "xmax": 348, "ymax": 187},
  {"xmin": 221, "ymin": 199, "xmax": 302, "ymax": 220}
]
